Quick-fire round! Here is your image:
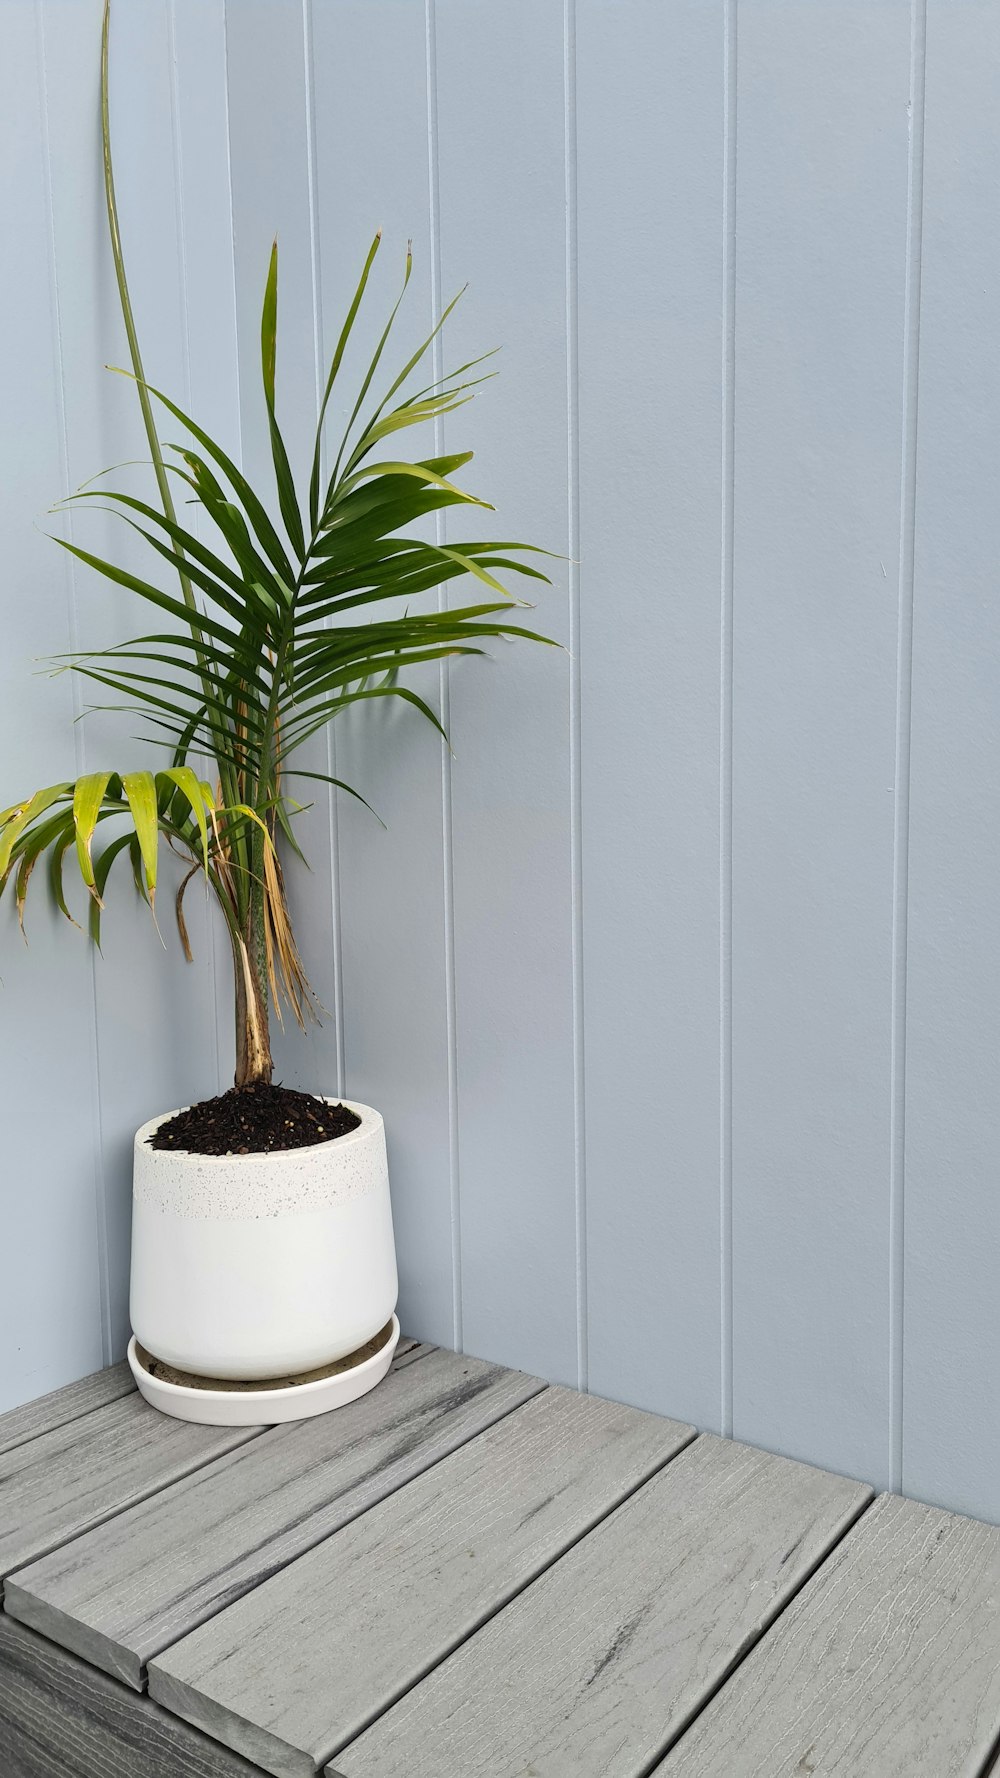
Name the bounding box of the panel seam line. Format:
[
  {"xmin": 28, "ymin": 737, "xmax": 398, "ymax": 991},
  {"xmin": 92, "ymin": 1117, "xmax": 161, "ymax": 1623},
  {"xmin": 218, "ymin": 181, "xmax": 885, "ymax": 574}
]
[
  {"xmin": 425, "ymin": 0, "xmax": 463, "ymax": 1352},
  {"xmin": 35, "ymin": 0, "xmax": 113, "ymax": 1369},
  {"xmin": 564, "ymin": 0, "xmax": 588, "ymax": 1395},
  {"xmin": 720, "ymin": 0, "xmax": 738, "ymax": 1443},
  {"xmin": 889, "ymin": 0, "xmax": 927, "ymax": 1498},
  {"xmin": 301, "ymin": 0, "xmax": 346, "ymax": 1097},
  {"xmin": 167, "ymin": 0, "xmax": 226, "ymax": 1098},
  {"xmin": 219, "ymin": 0, "xmax": 246, "ymax": 1085}
]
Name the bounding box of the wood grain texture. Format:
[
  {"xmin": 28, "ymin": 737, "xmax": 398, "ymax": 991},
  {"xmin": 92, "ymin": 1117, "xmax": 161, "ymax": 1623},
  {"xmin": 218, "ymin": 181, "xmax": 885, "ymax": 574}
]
[
  {"xmin": 655, "ymin": 1492, "xmax": 1000, "ymax": 1776},
  {"xmin": 148, "ymin": 1388, "xmax": 694, "ymax": 1778},
  {"xmin": 0, "ymin": 1391, "xmax": 259, "ymax": 1582},
  {"xmin": 332, "ymin": 1434, "xmax": 870, "ymax": 1778},
  {"xmin": 0, "ymin": 1364, "xmax": 133, "ymax": 1457},
  {"xmin": 0, "ymin": 1617, "xmax": 266, "ymax": 1778},
  {"xmin": 5, "ymin": 1346, "xmax": 539, "ymax": 1688}
]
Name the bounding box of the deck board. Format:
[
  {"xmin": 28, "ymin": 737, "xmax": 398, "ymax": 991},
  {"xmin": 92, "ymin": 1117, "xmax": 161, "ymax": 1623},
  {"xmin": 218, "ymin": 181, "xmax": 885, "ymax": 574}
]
[
  {"xmin": 4, "ymin": 1346, "xmax": 542, "ymax": 1687},
  {"xmin": 0, "ymin": 1392, "xmax": 260, "ymax": 1584},
  {"xmin": 0, "ymin": 1617, "xmax": 266, "ymax": 1777},
  {"xmin": 331, "ymin": 1436, "xmax": 871, "ymax": 1778},
  {"xmin": 147, "ymin": 1387, "xmax": 695, "ymax": 1778},
  {"xmin": 653, "ymin": 1491, "xmax": 1000, "ymax": 1777},
  {"xmin": 0, "ymin": 1363, "xmax": 135, "ymax": 1458}
]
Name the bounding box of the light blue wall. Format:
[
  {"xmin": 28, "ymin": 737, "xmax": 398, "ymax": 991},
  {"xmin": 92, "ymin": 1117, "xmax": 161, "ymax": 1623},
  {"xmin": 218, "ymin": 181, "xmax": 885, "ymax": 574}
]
[
  {"xmin": 2, "ymin": 0, "xmax": 998, "ymax": 1526},
  {"xmin": 0, "ymin": 0, "xmax": 235, "ymax": 1409}
]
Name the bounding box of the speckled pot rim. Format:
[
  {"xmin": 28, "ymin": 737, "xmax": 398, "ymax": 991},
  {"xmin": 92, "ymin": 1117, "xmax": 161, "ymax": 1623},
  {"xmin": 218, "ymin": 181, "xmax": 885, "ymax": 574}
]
[{"xmin": 132, "ymin": 1099, "xmax": 386, "ymax": 1219}]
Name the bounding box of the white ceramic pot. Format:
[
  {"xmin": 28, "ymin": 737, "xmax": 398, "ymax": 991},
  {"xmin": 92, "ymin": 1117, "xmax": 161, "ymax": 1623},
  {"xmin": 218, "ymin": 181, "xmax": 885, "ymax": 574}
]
[{"xmin": 129, "ymin": 1099, "xmax": 397, "ymax": 1380}]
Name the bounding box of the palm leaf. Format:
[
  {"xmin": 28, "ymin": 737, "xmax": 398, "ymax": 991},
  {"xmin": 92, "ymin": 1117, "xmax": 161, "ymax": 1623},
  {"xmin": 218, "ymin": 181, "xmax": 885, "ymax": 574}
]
[
  {"xmin": 0, "ymin": 784, "xmax": 74, "ymax": 880},
  {"xmin": 73, "ymin": 773, "xmax": 115, "ymax": 902},
  {"xmin": 157, "ymin": 768, "xmax": 214, "ymax": 871},
  {"xmin": 308, "ymin": 230, "xmax": 382, "ymax": 529},
  {"xmin": 261, "ymin": 242, "xmax": 306, "ymax": 560},
  {"xmin": 110, "ymin": 371, "xmax": 295, "ymax": 584},
  {"xmin": 120, "ymin": 770, "xmax": 160, "ymax": 902},
  {"xmin": 323, "ymin": 243, "xmax": 415, "ymax": 505},
  {"xmin": 89, "ymin": 830, "xmax": 140, "ymax": 948}
]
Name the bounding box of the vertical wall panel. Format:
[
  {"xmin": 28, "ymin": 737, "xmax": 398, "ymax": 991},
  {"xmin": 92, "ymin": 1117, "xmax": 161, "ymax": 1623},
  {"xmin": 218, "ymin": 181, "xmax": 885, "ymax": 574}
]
[
  {"xmin": 0, "ymin": 2, "xmax": 107, "ymax": 1410},
  {"xmin": 223, "ymin": 0, "xmax": 341, "ymax": 1092},
  {"xmin": 170, "ymin": 2, "xmax": 243, "ymax": 462},
  {"xmin": 88, "ymin": 0, "xmax": 230, "ymax": 1353},
  {"xmin": 576, "ymin": 0, "xmax": 727, "ymax": 1430},
  {"xmin": 224, "ymin": 4, "xmax": 318, "ymax": 502},
  {"xmin": 902, "ymin": 1, "xmax": 1000, "ymax": 1523},
  {"xmin": 43, "ymin": 0, "xmax": 228, "ymax": 1358},
  {"xmin": 36, "ymin": 0, "xmax": 139, "ymax": 1369},
  {"xmin": 434, "ymin": 0, "xmax": 578, "ymax": 1381},
  {"xmin": 731, "ymin": 1, "xmax": 912, "ymax": 1487},
  {"xmin": 0, "ymin": 0, "xmax": 237, "ymax": 1397},
  {"xmin": 308, "ymin": 0, "xmax": 457, "ymax": 1346}
]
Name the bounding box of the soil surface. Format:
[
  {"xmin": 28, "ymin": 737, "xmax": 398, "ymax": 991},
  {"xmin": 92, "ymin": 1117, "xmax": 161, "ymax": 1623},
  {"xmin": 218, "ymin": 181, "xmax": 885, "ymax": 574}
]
[
  {"xmin": 148, "ymin": 1081, "xmax": 361, "ymax": 1156},
  {"xmin": 135, "ymin": 1320, "xmax": 395, "ymax": 1392}
]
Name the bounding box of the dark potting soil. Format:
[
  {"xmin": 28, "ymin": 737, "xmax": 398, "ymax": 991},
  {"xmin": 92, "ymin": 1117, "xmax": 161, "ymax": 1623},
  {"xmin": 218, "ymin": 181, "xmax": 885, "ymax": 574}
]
[{"xmin": 148, "ymin": 1081, "xmax": 361, "ymax": 1157}]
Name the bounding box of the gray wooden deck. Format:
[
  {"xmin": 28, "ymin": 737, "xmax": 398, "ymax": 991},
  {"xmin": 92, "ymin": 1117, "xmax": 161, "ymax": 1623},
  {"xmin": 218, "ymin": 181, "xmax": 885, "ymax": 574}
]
[{"xmin": 1, "ymin": 1338, "xmax": 999, "ymax": 1777}]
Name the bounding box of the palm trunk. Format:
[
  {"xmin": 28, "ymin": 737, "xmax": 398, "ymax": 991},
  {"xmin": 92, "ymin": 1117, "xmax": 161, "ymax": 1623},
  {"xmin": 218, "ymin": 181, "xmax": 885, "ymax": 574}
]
[
  {"xmin": 233, "ymin": 858, "xmax": 273, "ymax": 1087},
  {"xmin": 233, "ymin": 942, "xmax": 272, "ymax": 1087}
]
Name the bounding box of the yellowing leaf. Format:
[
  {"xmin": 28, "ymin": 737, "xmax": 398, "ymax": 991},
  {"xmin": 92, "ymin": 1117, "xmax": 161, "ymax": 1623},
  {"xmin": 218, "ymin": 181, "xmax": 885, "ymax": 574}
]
[
  {"xmin": 73, "ymin": 773, "xmax": 114, "ymax": 902},
  {"xmin": 0, "ymin": 783, "xmax": 73, "ymax": 880},
  {"xmin": 120, "ymin": 770, "xmax": 160, "ymax": 904},
  {"xmin": 158, "ymin": 766, "xmax": 211, "ymax": 871}
]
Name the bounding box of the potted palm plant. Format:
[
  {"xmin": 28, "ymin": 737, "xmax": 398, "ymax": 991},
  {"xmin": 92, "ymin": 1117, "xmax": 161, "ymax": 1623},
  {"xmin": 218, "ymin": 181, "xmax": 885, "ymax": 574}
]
[{"xmin": 0, "ymin": 7, "xmax": 552, "ymax": 1424}]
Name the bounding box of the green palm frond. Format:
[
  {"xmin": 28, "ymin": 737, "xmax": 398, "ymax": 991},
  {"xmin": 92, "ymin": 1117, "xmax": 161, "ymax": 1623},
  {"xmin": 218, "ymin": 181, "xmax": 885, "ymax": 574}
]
[
  {"xmin": 8, "ymin": 0, "xmax": 556, "ymax": 1087},
  {"xmin": 40, "ymin": 230, "xmax": 556, "ymax": 826}
]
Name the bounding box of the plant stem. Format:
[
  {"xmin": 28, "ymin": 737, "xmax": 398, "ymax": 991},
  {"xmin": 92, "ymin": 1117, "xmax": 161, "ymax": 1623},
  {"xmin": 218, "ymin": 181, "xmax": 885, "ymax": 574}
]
[{"xmin": 233, "ymin": 927, "xmax": 273, "ymax": 1088}]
